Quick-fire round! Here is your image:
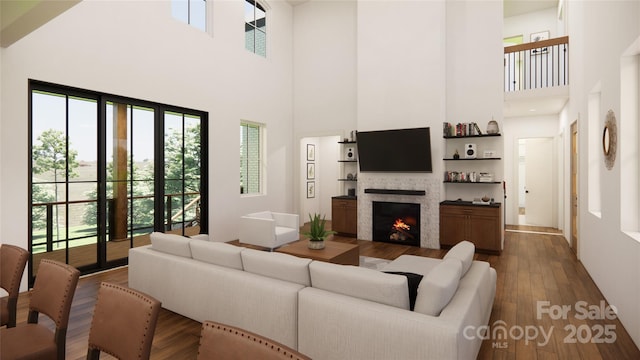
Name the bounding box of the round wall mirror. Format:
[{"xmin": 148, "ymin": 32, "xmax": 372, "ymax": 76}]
[
  {"xmin": 603, "ymin": 126, "xmax": 610, "ymax": 155},
  {"xmin": 603, "ymin": 109, "xmax": 617, "ymax": 170}
]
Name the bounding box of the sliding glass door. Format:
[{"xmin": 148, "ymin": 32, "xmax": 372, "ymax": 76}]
[{"xmin": 29, "ymin": 81, "xmax": 207, "ymax": 284}]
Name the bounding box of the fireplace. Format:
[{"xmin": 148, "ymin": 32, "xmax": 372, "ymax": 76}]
[{"xmin": 372, "ymin": 201, "xmax": 420, "ymax": 246}]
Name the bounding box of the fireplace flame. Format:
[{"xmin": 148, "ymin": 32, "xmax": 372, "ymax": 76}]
[{"xmin": 392, "ymin": 218, "xmax": 410, "ymax": 231}]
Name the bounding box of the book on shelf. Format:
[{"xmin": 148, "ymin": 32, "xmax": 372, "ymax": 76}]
[{"xmin": 442, "ymin": 122, "xmax": 482, "ymax": 137}]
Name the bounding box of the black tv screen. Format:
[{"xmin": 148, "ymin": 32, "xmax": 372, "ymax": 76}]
[{"xmin": 356, "ymin": 127, "xmax": 432, "ymax": 172}]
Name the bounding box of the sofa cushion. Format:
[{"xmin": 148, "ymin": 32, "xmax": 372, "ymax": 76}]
[
  {"xmin": 190, "ymin": 234, "xmax": 210, "ymax": 241},
  {"xmin": 241, "ymin": 248, "xmax": 312, "ymax": 286},
  {"xmin": 443, "ymin": 241, "xmax": 474, "ymax": 276},
  {"xmin": 414, "ymin": 258, "xmax": 462, "ymax": 316},
  {"xmin": 150, "ymin": 232, "xmax": 192, "ymax": 258},
  {"xmin": 381, "ymin": 255, "xmax": 441, "ymax": 277},
  {"xmin": 189, "ymin": 240, "xmax": 244, "ymax": 270},
  {"xmin": 382, "ymin": 271, "xmax": 423, "ymax": 311},
  {"xmin": 309, "ymin": 261, "xmax": 410, "ymax": 310}
]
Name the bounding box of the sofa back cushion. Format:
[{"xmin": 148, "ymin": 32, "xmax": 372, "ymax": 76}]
[
  {"xmin": 414, "ymin": 258, "xmax": 462, "ymax": 316},
  {"xmin": 150, "ymin": 232, "xmax": 192, "ymax": 258},
  {"xmin": 190, "ymin": 240, "xmax": 244, "ymax": 270},
  {"xmin": 241, "ymin": 249, "xmax": 312, "ymax": 286},
  {"xmin": 443, "ymin": 240, "xmax": 475, "ymax": 276},
  {"xmin": 309, "ymin": 261, "xmax": 410, "ymax": 310}
]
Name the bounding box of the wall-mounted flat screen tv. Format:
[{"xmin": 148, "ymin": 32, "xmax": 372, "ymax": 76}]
[{"xmin": 356, "ymin": 127, "xmax": 432, "ymax": 172}]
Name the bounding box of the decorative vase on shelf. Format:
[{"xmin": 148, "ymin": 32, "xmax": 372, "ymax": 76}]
[
  {"xmin": 453, "ymin": 149, "xmax": 460, "ymax": 159},
  {"xmin": 486, "ymin": 118, "xmax": 500, "ymax": 134},
  {"xmin": 303, "ymin": 213, "xmax": 336, "ymax": 250}
]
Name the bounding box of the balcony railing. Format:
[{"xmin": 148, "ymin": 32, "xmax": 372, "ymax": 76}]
[
  {"xmin": 504, "ymin": 36, "xmax": 569, "ymax": 92},
  {"xmin": 32, "ymin": 192, "xmax": 200, "ymax": 253}
]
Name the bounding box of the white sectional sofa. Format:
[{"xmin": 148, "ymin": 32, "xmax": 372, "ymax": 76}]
[{"xmin": 128, "ymin": 233, "xmax": 496, "ymax": 360}]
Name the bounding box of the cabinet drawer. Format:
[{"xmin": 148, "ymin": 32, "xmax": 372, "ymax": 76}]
[{"xmin": 440, "ymin": 204, "xmax": 498, "ymax": 216}]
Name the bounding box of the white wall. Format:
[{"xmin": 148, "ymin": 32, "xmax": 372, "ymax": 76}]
[
  {"xmin": 445, "ymin": 0, "xmax": 504, "ymax": 205},
  {"xmin": 504, "ymin": 6, "xmax": 563, "ymax": 41},
  {"xmin": 0, "ymin": 0, "xmax": 294, "ymax": 264},
  {"xmin": 565, "ymin": 0, "xmax": 640, "ymax": 348},
  {"xmin": 292, "ymin": 0, "xmax": 356, "ymax": 217},
  {"xmin": 503, "ymin": 115, "xmax": 560, "ymax": 225}
]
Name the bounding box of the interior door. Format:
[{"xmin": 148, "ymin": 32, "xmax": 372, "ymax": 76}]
[{"xmin": 523, "ymin": 137, "xmax": 554, "ymax": 226}]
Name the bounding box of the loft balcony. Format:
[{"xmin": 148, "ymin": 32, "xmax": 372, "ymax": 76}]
[{"xmin": 504, "ymin": 36, "xmax": 570, "ymax": 117}]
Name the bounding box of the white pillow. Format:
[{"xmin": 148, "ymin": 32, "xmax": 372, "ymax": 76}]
[
  {"xmin": 189, "ymin": 240, "xmax": 244, "ymax": 270},
  {"xmin": 443, "ymin": 240, "xmax": 474, "ymax": 276},
  {"xmin": 150, "ymin": 232, "xmax": 192, "ymax": 258},
  {"xmin": 241, "ymin": 248, "xmax": 312, "ymax": 286},
  {"xmin": 309, "ymin": 261, "xmax": 410, "ymax": 310},
  {"xmin": 414, "ymin": 258, "xmax": 462, "ymax": 316}
]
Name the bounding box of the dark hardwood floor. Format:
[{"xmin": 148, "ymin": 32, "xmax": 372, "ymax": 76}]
[{"xmin": 10, "ymin": 227, "xmax": 640, "ymax": 359}]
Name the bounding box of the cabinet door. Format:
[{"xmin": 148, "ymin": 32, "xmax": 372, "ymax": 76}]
[
  {"xmin": 468, "ymin": 210, "xmax": 500, "ymax": 251},
  {"xmin": 343, "ymin": 201, "xmax": 357, "ymax": 235},
  {"xmin": 440, "ymin": 208, "xmax": 468, "ymax": 246},
  {"xmin": 331, "ymin": 200, "xmax": 347, "ymax": 233}
]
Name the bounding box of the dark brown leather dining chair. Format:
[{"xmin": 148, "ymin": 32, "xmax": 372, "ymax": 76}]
[
  {"xmin": 0, "ymin": 244, "xmax": 29, "ymax": 328},
  {"xmin": 197, "ymin": 320, "xmax": 311, "ymax": 360},
  {"xmin": 0, "ymin": 258, "xmax": 80, "ymax": 360},
  {"xmin": 86, "ymin": 282, "xmax": 161, "ymax": 360}
]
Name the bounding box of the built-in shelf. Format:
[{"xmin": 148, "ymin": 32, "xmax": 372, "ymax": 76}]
[
  {"xmin": 338, "ymin": 160, "xmax": 358, "ymax": 163},
  {"xmin": 338, "ymin": 140, "xmax": 357, "ymax": 144},
  {"xmin": 338, "ymin": 179, "xmax": 357, "ymax": 182},
  {"xmin": 443, "ymin": 134, "xmax": 501, "ymax": 139},
  {"xmin": 364, "ymin": 188, "xmax": 426, "ymax": 196},
  {"xmin": 443, "ymin": 158, "xmax": 501, "ymax": 161},
  {"xmin": 443, "ymin": 181, "xmax": 502, "ymax": 184}
]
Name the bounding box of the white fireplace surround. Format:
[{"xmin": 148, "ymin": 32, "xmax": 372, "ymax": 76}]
[{"xmin": 357, "ymin": 174, "xmax": 440, "ymax": 248}]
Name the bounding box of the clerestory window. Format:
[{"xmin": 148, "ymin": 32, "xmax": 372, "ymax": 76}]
[
  {"xmin": 245, "ymin": 0, "xmax": 266, "ymax": 57},
  {"xmin": 172, "ymin": 0, "xmax": 207, "ymax": 32}
]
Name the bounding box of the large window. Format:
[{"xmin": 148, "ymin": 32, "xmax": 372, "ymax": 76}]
[
  {"xmin": 29, "ymin": 81, "xmax": 208, "ymax": 283},
  {"xmin": 240, "ymin": 121, "xmax": 264, "ymax": 195},
  {"xmin": 172, "ymin": 0, "xmax": 206, "ymax": 32},
  {"xmin": 245, "ymin": 0, "xmax": 266, "ymax": 57}
]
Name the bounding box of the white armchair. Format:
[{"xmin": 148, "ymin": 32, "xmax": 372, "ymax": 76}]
[{"xmin": 239, "ymin": 211, "xmax": 300, "ymax": 250}]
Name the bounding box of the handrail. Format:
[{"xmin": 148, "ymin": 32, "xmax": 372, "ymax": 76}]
[
  {"xmin": 171, "ymin": 195, "xmax": 201, "ymax": 222},
  {"xmin": 504, "ymin": 36, "xmax": 569, "ymax": 92},
  {"xmin": 504, "ymin": 36, "xmax": 569, "ymax": 54}
]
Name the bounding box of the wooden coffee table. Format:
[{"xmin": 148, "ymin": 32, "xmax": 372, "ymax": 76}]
[{"xmin": 276, "ymin": 240, "xmax": 360, "ymax": 266}]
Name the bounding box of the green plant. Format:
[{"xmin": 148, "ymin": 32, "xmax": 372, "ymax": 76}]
[{"xmin": 303, "ymin": 213, "xmax": 336, "ymax": 241}]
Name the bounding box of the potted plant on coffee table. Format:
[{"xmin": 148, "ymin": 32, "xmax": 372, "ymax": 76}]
[{"xmin": 303, "ymin": 213, "xmax": 336, "ymax": 250}]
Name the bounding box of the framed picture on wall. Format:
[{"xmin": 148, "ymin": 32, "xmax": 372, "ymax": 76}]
[
  {"xmin": 307, "ymin": 181, "xmax": 315, "ymax": 198},
  {"xmin": 307, "ymin": 163, "xmax": 315, "ymax": 180},
  {"xmin": 530, "ymin": 30, "xmax": 549, "ymax": 55},
  {"xmin": 307, "ymin": 144, "xmax": 315, "ymax": 161}
]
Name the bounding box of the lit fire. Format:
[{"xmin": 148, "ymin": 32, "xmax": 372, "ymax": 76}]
[{"xmin": 392, "ymin": 218, "xmax": 410, "ymax": 231}]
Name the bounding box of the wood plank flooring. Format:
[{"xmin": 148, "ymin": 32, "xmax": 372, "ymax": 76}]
[{"xmin": 10, "ymin": 227, "xmax": 640, "ymax": 359}]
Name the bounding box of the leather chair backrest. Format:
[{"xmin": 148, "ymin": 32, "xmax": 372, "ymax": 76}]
[
  {"xmin": 197, "ymin": 321, "xmax": 311, "ymax": 360},
  {"xmin": 0, "ymin": 244, "xmax": 29, "ymax": 327},
  {"xmin": 87, "ymin": 282, "xmax": 161, "ymax": 360},
  {"xmin": 29, "ymin": 258, "xmax": 80, "ymax": 329}
]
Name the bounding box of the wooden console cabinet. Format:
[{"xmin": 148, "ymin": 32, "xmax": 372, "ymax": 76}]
[
  {"xmin": 331, "ymin": 196, "xmax": 357, "ymax": 237},
  {"xmin": 440, "ymin": 201, "xmax": 502, "ymax": 254}
]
